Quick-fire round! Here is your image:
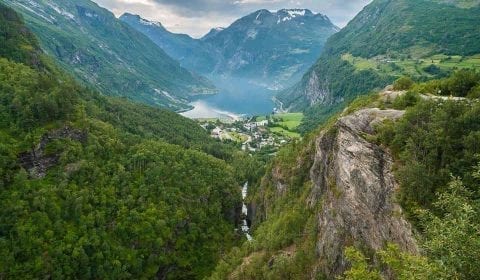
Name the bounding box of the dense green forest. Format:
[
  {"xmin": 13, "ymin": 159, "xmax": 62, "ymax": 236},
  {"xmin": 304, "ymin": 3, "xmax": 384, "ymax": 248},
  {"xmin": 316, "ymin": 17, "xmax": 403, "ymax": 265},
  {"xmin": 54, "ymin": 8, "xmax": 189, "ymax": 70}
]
[
  {"xmin": 0, "ymin": 4, "xmax": 262, "ymax": 279},
  {"xmin": 209, "ymin": 72, "xmax": 480, "ymax": 279}
]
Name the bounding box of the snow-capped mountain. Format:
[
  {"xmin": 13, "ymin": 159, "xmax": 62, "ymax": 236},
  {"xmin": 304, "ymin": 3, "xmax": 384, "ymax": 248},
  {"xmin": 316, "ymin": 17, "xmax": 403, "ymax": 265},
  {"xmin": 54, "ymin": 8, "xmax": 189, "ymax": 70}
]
[{"xmin": 122, "ymin": 9, "xmax": 339, "ymax": 90}]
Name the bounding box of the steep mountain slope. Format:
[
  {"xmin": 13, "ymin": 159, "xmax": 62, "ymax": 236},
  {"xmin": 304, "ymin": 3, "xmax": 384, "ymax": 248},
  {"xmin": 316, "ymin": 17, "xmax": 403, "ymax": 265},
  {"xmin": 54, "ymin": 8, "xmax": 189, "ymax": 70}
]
[
  {"xmin": 120, "ymin": 13, "xmax": 220, "ymax": 74},
  {"xmin": 0, "ymin": 4, "xmax": 249, "ymax": 279},
  {"xmin": 209, "ymin": 76, "xmax": 480, "ymax": 279},
  {"xmin": 279, "ymin": 0, "xmax": 480, "ymax": 131},
  {"xmin": 4, "ymin": 0, "xmax": 215, "ymax": 111},
  {"xmin": 121, "ymin": 9, "xmax": 339, "ymax": 90}
]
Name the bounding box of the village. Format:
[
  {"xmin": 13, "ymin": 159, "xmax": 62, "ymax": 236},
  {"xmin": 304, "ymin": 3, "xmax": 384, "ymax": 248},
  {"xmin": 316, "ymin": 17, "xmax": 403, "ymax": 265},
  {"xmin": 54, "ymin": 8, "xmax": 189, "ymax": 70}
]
[{"xmin": 198, "ymin": 113, "xmax": 304, "ymax": 153}]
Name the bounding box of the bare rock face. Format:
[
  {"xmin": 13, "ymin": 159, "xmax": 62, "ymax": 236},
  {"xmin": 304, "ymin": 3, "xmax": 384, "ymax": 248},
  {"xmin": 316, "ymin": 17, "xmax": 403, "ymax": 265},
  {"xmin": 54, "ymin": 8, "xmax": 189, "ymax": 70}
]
[
  {"xmin": 18, "ymin": 127, "xmax": 87, "ymax": 178},
  {"xmin": 309, "ymin": 108, "xmax": 417, "ymax": 277},
  {"xmin": 304, "ymin": 71, "xmax": 331, "ymax": 106}
]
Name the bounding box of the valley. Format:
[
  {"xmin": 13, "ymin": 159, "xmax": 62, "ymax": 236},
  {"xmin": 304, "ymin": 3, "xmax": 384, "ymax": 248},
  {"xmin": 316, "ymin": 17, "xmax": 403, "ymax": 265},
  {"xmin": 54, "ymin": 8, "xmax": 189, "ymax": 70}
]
[
  {"xmin": 196, "ymin": 112, "xmax": 303, "ymax": 156},
  {"xmin": 1, "ymin": 0, "xmax": 480, "ymax": 279}
]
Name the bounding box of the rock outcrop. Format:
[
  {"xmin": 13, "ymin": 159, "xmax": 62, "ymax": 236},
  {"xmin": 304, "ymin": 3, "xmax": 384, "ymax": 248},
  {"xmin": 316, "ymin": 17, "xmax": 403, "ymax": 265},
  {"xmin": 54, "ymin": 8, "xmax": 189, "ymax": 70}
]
[
  {"xmin": 19, "ymin": 126, "xmax": 87, "ymax": 178},
  {"xmin": 309, "ymin": 108, "xmax": 418, "ymax": 277}
]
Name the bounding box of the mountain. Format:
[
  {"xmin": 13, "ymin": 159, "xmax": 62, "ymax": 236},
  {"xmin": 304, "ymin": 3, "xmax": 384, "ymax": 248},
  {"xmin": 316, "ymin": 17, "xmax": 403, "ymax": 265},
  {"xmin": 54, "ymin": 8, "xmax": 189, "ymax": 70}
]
[
  {"xmin": 0, "ymin": 4, "xmax": 260, "ymax": 278},
  {"xmin": 121, "ymin": 9, "xmax": 339, "ymax": 90},
  {"xmin": 120, "ymin": 13, "xmax": 220, "ymax": 74},
  {"xmin": 3, "ymin": 0, "xmax": 215, "ymax": 111},
  {"xmin": 279, "ymin": 0, "xmax": 480, "ymax": 131},
  {"xmin": 209, "ymin": 75, "xmax": 480, "ymax": 279},
  {"xmin": 201, "ymin": 27, "xmax": 224, "ymax": 41}
]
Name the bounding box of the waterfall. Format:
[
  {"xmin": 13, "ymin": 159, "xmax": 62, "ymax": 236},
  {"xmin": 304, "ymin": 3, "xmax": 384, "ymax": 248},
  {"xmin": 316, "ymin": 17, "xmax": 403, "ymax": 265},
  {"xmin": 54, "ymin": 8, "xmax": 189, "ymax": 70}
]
[{"xmin": 241, "ymin": 182, "xmax": 253, "ymax": 241}]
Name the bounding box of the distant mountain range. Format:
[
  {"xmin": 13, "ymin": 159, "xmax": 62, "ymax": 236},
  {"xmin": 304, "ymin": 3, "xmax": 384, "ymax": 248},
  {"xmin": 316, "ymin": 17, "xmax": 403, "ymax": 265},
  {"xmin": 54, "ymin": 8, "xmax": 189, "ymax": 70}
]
[
  {"xmin": 121, "ymin": 9, "xmax": 339, "ymax": 90},
  {"xmin": 4, "ymin": 0, "xmax": 215, "ymax": 111}
]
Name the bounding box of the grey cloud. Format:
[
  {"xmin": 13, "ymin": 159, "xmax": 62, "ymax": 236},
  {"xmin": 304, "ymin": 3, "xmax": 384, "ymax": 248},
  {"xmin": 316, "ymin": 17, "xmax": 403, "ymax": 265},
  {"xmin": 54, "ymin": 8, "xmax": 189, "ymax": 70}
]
[
  {"xmin": 149, "ymin": 0, "xmax": 370, "ymax": 22},
  {"xmin": 95, "ymin": 0, "xmax": 371, "ymax": 37}
]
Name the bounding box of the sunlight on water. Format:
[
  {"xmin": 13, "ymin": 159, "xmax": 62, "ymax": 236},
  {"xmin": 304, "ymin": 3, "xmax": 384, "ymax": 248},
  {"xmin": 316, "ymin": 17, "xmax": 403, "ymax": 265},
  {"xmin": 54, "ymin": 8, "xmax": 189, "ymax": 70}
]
[{"xmin": 180, "ymin": 100, "xmax": 242, "ymax": 120}]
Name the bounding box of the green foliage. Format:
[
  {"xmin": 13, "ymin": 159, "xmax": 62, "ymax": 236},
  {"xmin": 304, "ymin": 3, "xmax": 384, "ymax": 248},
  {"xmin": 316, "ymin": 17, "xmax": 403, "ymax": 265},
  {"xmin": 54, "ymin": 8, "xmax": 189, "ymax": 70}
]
[
  {"xmin": 0, "ymin": 3, "xmax": 43, "ymax": 68},
  {"xmin": 329, "ymin": 0, "xmax": 480, "ymax": 58},
  {"xmin": 377, "ymin": 98, "xmax": 480, "ymax": 215},
  {"xmin": 0, "ymin": 5, "xmax": 246, "ymax": 279},
  {"xmin": 411, "ymin": 69, "xmax": 480, "ymax": 97},
  {"xmin": 340, "ymin": 247, "xmax": 381, "ymax": 280},
  {"xmin": 341, "ymin": 244, "xmax": 441, "ymax": 280},
  {"xmin": 393, "ymin": 76, "xmax": 414, "ymax": 91},
  {"xmin": 392, "ymin": 91, "xmax": 420, "ymax": 110},
  {"xmin": 0, "ymin": 58, "xmax": 78, "ymax": 131},
  {"xmin": 378, "ymin": 244, "xmax": 442, "ymax": 280},
  {"xmin": 418, "ymin": 176, "xmax": 480, "ymax": 279},
  {"xmin": 468, "ymin": 84, "xmax": 480, "ymax": 98}
]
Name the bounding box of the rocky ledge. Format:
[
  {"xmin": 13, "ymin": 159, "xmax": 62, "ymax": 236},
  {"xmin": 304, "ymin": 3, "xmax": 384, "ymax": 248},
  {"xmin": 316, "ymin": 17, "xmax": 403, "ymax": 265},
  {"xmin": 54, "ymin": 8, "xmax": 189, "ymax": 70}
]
[{"xmin": 309, "ymin": 108, "xmax": 418, "ymax": 277}]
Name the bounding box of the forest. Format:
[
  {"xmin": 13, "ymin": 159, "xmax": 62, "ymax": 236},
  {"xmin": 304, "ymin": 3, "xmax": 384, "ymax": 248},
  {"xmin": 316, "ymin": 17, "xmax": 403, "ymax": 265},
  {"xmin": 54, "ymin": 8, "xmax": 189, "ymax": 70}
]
[{"xmin": 0, "ymin": 4, "xmax": 263, "ymax": 279}]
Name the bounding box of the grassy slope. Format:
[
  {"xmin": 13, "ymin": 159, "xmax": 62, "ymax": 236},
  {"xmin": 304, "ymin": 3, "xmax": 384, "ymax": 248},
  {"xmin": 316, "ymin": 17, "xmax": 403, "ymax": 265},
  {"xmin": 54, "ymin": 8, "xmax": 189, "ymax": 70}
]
[{"xmin": 280, "ymin": 0, "xmax": 480, "ymax": 132}]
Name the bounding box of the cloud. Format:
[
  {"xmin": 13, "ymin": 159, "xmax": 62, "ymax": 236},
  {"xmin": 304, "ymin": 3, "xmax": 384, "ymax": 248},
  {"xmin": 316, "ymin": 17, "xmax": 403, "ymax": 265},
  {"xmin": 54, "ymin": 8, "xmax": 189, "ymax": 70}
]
[{"xmin": 94, "ymin": 0, "xmax": 371, "ymax": 37}]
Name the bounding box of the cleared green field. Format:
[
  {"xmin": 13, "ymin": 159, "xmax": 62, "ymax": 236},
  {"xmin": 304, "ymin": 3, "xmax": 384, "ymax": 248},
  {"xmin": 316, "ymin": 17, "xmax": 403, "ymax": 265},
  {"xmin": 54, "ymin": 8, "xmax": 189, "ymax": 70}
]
[
  {"xmin": 230, "ymin": 132, "xmax": 248, "ymax": 143},
  {"xmin": 272, "ymin": 113, "xmax": 304, "ymax": 130},
  {"xmin": 342, "ymin": 53, "xmax": 480, "ymax": 78},
  {"xmin": 269, "ymin": 127, "xmax": 301, "ymax": 138}
]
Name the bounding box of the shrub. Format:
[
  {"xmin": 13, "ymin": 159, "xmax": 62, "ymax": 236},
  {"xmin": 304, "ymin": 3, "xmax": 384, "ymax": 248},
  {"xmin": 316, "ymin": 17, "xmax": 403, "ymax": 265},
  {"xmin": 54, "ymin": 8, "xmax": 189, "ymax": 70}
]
[{"xmin": 393, "ymin": 76, "xmax": 414, "ymax": 90}]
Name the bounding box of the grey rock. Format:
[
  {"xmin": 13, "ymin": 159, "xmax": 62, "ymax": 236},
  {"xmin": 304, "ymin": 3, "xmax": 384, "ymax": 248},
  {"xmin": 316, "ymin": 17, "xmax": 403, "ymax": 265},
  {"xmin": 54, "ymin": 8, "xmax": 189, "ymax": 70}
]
[
  {"xmin": 308, "ymin": 108, "xmax": 417, "ymax": 277},
  {"xmin": 18, "ymin": 127, "xmax": 87, "ymax": 179}
]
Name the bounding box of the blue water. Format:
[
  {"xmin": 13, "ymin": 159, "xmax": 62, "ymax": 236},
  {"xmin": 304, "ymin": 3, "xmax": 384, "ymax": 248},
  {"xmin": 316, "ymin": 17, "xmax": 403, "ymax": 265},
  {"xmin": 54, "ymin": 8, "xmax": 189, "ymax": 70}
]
[{"xmin": 181, "ymin": 77, "xmax": 276, "ymax": 119}]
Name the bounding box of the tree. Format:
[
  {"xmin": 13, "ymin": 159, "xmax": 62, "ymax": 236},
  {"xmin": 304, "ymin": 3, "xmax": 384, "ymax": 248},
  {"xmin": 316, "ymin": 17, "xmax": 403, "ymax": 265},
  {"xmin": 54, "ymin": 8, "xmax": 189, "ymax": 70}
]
[
  {"xmin": 341, "ymin": 247, "xmax": 382, "ymax": 280},
  {"xmin": 418, "ymin": 175, "xmax": 480, "ymax": 279},
  {"xmin": 393, "ymin": 76, "xmax": 414, "ymax": 91}
]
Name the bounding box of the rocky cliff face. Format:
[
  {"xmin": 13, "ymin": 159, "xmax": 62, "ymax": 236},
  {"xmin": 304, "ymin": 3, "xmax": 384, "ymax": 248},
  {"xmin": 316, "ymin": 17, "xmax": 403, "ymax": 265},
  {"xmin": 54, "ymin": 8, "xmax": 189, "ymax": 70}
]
[
  {"xmin": 247, "ymin": 105, "xmax": 418, "ymax": 279},
  {"xmin": 308, "ymin": 108, "xmax": 417, "ymax": 277}
]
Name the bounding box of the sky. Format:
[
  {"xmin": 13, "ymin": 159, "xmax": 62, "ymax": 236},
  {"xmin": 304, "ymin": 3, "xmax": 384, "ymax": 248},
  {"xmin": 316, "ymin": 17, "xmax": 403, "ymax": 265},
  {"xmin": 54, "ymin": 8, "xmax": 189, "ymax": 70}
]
[{"xmin": 94, "ymin": 0, "xmax": 372, "ymax": 38}]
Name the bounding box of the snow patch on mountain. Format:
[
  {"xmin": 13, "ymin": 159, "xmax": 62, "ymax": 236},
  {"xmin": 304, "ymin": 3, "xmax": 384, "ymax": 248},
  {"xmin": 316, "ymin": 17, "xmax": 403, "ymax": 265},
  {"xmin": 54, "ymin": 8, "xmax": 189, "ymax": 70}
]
[
  {"xmin": 287, "ymin": 9, "xmax": 306, "ymax": 17},
  {"xmin": 139, "ymin": 18, "xmax": 162, "ymax": 28},
  {"xmin": 247, "ymin": 29, "xmax": 258, "ymax": 39},
  {"xmin": 13, "ymin": 1, "xmax": 54, "ymax": 24},
  {"xmin": 276, "ymin": 9, "xmax": 309, "ymax": 24},
  {"xmin": 46, "ymin": 1, "xmax": 75, "ymax": 20}
]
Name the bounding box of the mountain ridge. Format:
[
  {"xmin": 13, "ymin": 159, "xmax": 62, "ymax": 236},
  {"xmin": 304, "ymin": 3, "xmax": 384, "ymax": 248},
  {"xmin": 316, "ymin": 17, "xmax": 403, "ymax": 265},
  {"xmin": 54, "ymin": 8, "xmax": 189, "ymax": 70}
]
[
  {"xmin": 121, "ymin": 8, "xmax": 339, "ymax": 90},
  {"xmin": 278, "ymin": 0, "xmax": 480, "ymax": 131},
  {"xmin": 4, "ymin": 0, "xmax": 216, "ymax": 111}
]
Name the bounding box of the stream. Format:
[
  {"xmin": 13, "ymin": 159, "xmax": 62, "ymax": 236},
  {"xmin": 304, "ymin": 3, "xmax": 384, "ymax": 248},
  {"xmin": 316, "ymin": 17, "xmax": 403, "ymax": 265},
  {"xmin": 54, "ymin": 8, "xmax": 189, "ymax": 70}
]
[{"xmin": 241, "ymin": 182, "xmax": 253, "ymax": 241}]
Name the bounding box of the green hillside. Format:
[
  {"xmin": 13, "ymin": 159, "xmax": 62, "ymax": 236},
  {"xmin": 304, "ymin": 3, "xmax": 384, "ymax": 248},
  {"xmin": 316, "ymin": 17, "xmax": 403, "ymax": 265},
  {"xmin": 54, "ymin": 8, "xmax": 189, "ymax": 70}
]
[
  {"xmin": 279, "ymin": 0, "xmax": 480, "ymax": 132},
  {"xmin": 0, "ymin": 4, "xmax": 251, "ymax": 279},
  {"xmin": 3, "ymin": 0, "xmax": 215, "ymax": 111}
]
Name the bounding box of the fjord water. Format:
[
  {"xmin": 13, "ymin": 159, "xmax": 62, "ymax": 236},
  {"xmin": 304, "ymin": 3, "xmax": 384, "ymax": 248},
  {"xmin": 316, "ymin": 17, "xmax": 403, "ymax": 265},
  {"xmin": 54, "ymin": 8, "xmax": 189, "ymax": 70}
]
[{"xmin": 181, "ymin": 77, "xmax": 275, "ymax": 119}]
